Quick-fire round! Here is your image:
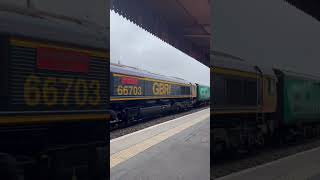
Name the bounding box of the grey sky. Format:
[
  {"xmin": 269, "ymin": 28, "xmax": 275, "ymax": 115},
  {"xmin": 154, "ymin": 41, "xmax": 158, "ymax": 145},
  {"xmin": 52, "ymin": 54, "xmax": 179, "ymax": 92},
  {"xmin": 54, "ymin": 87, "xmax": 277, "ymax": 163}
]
[
  {"xmin": 110, "ymin": 10, "xmax": 209, "ymax": 86},
  {"xmin": 212, "ymin": 0, "xmax": 320, "ymax": 76}
]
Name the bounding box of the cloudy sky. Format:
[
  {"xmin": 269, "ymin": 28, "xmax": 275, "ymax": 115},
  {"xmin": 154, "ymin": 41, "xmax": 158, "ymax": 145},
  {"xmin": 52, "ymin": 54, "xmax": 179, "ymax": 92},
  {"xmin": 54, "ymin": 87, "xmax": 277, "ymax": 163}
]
[{"xmin": 110, "ymin": 10, "xmax": 209, "ymax": 86}]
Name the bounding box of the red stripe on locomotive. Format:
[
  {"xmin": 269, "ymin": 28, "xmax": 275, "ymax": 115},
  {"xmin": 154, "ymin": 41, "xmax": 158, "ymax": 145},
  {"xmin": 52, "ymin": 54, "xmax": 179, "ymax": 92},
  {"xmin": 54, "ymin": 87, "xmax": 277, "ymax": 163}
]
[
  {"xmin": 121, "ymin": 77, "xmax": 139, "ymax": 85},
  {"xmin": 37, "ymin": 47, "xmax": 90, "ymax": 73}
]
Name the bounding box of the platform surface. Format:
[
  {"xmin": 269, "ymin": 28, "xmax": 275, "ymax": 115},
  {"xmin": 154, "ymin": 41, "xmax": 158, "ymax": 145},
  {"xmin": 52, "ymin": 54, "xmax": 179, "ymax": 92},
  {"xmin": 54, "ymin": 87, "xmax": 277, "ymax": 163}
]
[
  {"xmin": 216, "ymin": 145, "xmax": 320, "ymax": 180},
  {"xmin": 110, "ymin": 108, "xmax": 210, "ymax": 180}
]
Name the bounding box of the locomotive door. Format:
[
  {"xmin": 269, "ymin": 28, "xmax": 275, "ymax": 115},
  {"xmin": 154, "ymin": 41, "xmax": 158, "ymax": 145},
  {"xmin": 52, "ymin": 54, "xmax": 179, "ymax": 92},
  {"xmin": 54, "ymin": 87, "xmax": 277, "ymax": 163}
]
[
  {"xmin": 254, "ymin": 66, "xmax": 267, "ymax": 139},
  {"xmin": 254, "ymin": 66, "xmax": 263, "ymax": 109}
]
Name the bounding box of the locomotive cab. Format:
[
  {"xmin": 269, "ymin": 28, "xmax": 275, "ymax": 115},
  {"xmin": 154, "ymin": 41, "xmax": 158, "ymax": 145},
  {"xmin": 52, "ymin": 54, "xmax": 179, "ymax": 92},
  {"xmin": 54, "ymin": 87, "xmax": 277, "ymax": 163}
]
[{"xmin": 212, "ymin": 52, "xmax": 278, "ymax": 152}]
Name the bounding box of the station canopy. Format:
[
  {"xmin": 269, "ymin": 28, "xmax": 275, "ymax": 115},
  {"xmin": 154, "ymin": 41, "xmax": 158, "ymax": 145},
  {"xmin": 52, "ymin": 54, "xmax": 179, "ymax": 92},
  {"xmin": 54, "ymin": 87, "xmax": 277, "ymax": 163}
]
[
  {"xmin": 111, "ymin": 1, "xmax": 320, "ymax": 68},
  {"xmin": 285, "ymin": 0, "xmax": 320, "ymax": 21},
  {"xmin": 111, "ymin": 0, "xmax": 210, "ymax": 67}
]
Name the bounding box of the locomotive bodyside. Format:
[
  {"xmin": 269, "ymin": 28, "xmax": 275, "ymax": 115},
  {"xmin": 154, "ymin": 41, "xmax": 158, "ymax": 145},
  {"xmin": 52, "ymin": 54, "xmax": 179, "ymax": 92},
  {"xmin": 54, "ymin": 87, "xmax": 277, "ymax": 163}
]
[
  {"xmin": 191, "ymin": 83, "xmax": 197, "ymax": 99},
  {"xmin": 0, "ymin": 3, "xmax": 109, "ymax": 178},
  {"xmin": 262, "ymin": 73, "xmax": 278, "ymax": 113},
  {"xmin": 0, "ymin": 37, "xmax": 109, "ymax": 179},
  {"xmin": 110, "ymin": 63, "xmax": 192, "ymax": 100},
  {"xmin": 212, "ymin": 52, "xmax": 278, "ymax": 153},
  {"xmin": 110, "ymin": 63, "xmax": 194, "ymax": 122},
  {"xmin": 212, "ymin": 54, "xmax": 261, "ymax": 115}
]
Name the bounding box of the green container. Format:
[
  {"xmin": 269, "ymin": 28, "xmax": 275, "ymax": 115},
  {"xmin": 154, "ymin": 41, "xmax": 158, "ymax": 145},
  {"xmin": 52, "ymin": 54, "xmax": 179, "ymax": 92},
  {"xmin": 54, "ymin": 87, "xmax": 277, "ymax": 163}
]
[
  {"xmin": 280, "ymin": 72, "xmax": 320, "ymax": 125},
  {"xmin": 197, "ymin": 84, "xmax": 210, "ymax": 102}
]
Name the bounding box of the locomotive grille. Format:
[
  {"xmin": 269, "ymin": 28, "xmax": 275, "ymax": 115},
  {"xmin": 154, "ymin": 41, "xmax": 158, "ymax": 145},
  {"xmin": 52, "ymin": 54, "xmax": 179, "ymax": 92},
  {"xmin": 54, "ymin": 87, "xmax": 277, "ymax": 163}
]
[{"xmin": 9, "ymin": 44, "xmax": 108, "ymax": 111}]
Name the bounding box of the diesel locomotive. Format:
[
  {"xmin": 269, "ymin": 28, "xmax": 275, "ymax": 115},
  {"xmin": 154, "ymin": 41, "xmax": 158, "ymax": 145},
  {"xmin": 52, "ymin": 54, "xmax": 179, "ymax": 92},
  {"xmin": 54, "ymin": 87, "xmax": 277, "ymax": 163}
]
[
  {"xmin": 109, "ymin": 63, "xmax": 210, "ymax": 124},
  {"xmin": 0, "ymin": 5, "xmax": 109, "ymax": 179},
  {"xmin": 212, "ymin": 52, "xmax": 320, "ymax": 154}
]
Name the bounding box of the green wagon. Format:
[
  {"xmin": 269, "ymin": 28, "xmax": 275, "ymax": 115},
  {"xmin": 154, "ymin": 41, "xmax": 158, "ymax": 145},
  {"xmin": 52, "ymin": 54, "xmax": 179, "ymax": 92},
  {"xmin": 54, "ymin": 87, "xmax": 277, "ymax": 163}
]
[
  {"xmin": 276, "ymin": 70, "xmax": 320, "ymax": 126},
  {"xmin": 196, "ymin": 84, "xmax": 210, "ymax": 102}
]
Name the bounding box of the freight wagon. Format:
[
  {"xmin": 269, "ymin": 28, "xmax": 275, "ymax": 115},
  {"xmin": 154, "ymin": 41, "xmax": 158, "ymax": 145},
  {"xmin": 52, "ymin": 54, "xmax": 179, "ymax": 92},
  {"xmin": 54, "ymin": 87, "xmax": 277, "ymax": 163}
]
[
  {"xmin": 0, "ymin": 2, "xmax": 109, "ymax": 179},
  {"xmin": 212, "ymin": 52, "xmax": 320, "ymax": 155},
  {"xmin": 196, "ymin": 84, "xmax": 210, "ymax": 106},
  {"xmin": 109, "ymin": 63, "xmax": 210, "ymax": 124},
  {"xmin": 275, "ymin": 70, "xmax": 320, "ymax": 126}
]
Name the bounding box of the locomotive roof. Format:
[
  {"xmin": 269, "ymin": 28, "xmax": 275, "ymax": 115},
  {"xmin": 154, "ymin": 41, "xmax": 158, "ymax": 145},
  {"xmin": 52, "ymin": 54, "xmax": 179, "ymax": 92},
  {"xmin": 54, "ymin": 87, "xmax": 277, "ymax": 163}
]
[
  {"xmin": 0, "ymin": 10, "xmax": 107, "ymax": 49},
  {"xmin": 196, "ymin": 83, "xmax": 210, "ymax": 88},
  {"xmin": 276, "ymin": 68, "xmax": 320, "ymax": 81},
  {"xmin": 110, "ymin": 63, "xmax": 191, "ymax": 85},
  {"xmin": 212, "ymin": 51, "xmax": 275, "ymax": 77}
]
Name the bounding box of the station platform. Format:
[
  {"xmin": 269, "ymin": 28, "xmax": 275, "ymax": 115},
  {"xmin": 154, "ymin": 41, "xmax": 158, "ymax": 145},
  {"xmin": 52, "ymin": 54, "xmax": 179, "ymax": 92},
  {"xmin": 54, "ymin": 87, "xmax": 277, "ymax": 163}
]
[
  {"xmin": 216, "ymin": 146, "xmax": 320, "ymax": 180},
  {"xmin": 110, "ymin": 108, "xmax": 210, "ymax": 180}
]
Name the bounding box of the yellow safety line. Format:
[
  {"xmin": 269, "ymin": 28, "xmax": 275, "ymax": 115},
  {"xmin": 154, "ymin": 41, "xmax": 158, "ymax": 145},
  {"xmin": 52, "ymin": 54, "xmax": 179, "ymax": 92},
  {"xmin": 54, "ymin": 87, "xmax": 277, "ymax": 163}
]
[
  {"xmin": 10, "ymin": 38, "xmax": 109, "ymax": 59},
  {"xmin": 112, "ymin": 73, "xmax": 191, "ymax": 86},
  {"xmin": 0, "ymin": 114, "xmax": 110, "ymax": 125},
  {"xmin": 111, "ymin": 96, "xmax": 191, "ymax": 101},
  {"xmin": 110, "ymin": 112, "xmax": 209, "ymax": 168}
]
